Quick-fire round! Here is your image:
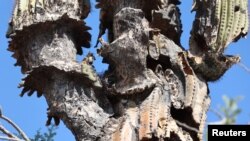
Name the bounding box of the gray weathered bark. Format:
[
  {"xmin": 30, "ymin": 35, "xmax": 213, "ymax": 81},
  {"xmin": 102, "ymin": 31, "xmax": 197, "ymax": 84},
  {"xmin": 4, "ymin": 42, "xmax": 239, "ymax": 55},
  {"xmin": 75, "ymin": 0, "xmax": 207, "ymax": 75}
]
[{"xmin": 6, "ymin": 0, "xmax": 248, "ymax": 141}]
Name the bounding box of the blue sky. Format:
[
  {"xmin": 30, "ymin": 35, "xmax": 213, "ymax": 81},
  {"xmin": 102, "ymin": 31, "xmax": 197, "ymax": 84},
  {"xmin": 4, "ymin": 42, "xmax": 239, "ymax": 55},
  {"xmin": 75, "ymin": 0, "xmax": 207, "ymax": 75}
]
[{"xmin": 0, "ymin": 0, "xmax": 249, "ymax": 140}]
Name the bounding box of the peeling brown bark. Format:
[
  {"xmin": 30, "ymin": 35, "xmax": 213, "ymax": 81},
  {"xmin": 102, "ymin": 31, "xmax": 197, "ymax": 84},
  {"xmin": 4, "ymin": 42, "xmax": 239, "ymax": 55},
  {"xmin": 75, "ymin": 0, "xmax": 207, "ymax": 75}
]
[{"xmin": 6, "ymin": 0, "xmax": 248, "ymax": 141}]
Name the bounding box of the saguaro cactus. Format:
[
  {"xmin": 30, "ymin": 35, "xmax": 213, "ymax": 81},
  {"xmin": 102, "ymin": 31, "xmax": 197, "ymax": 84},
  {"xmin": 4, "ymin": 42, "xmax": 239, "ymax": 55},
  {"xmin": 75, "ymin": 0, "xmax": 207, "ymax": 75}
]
[{"xmin": 6, "ymin": 0, "xmax": 248, "ymax": 141}]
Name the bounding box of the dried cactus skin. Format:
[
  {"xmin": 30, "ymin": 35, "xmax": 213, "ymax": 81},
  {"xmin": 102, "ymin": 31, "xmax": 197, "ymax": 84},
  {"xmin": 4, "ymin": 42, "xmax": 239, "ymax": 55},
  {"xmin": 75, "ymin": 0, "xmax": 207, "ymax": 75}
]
[{"xmin": 7, "ymin": 0, "xmax": 92, "ymax": 75}]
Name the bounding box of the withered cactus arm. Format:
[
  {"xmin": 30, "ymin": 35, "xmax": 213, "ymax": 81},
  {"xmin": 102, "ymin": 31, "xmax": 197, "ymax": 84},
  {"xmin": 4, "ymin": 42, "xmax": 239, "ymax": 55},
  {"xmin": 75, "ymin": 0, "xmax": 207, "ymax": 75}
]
[{"xmin": 7, "ymin": 0, "xmax": 113, "ymax": 140}]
